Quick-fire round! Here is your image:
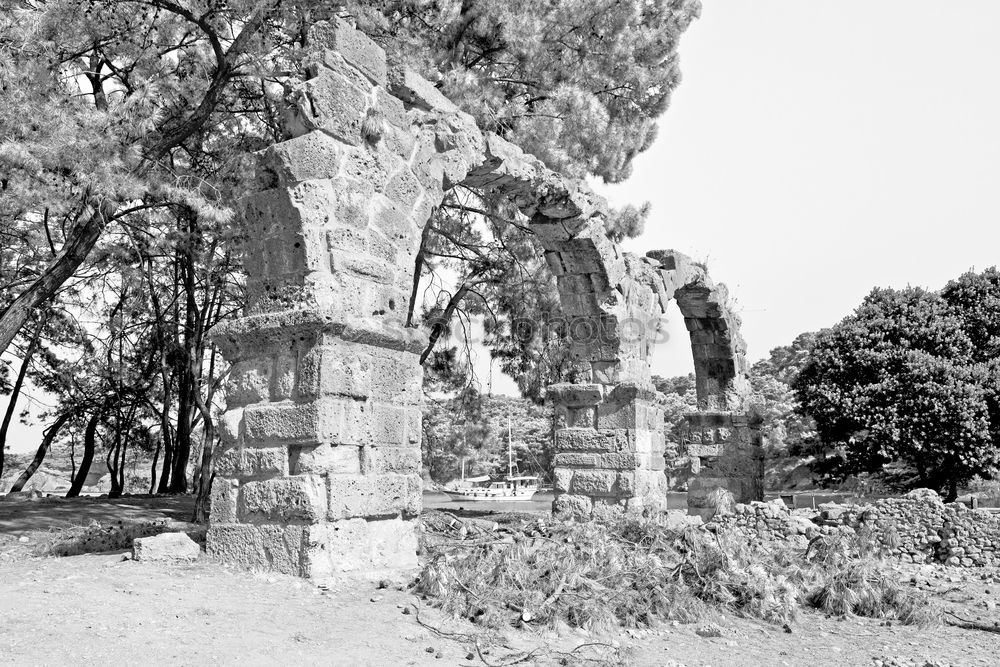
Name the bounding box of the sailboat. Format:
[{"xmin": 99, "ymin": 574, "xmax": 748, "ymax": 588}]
[{"xmin": 441, "ymin": 416, "xmax": 540, "ymax": 502}]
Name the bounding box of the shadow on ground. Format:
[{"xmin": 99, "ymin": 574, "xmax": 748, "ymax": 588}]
[{"xmin": 0, "ymin": 494, "xmax": 195, "ymax": 536}]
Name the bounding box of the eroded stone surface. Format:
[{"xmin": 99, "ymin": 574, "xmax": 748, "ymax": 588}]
[{"xmin": 133, "ymin": 532, "xmax": 201, "ymax": 562}]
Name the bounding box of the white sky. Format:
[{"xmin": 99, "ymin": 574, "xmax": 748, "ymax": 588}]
[
  {"xmin": 597, "ymin": 0, "xmax": 1000, "ymax": 379},
  {"xmin": 480, "ymin": 0, "xmax": 1000, "ymax": 391}
]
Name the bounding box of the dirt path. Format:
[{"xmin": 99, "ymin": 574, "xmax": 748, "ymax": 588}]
[
  {"xmin": 2, "ymin": 550, "xmax": 997, "ymax": 667},
  {"xmin": 1, "ymin": 497, "xmax": 998, "ymax": 666}
]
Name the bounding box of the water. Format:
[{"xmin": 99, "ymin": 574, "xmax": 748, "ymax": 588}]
[
  {"xmin": 422, "ymin": 491, "xmax": 690, "ymax": 515},
  {"xmin": 422, "ymin": 490, "xmax": 991, "ymax": 515}
]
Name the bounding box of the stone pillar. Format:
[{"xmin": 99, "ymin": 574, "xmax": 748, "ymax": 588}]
[
  {"xmin": 551, "ymin": 382, "xmax": 668, "ymax": 520},
  {"xmin": 684, "ymin": 411, "xmax": 764, "ymax": 520},
  {"xmin": 206, "ymin": 19, "xmax": 428, "ymax": 579}
]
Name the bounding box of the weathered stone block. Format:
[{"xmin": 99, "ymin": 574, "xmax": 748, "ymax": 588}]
[
  {"xmin": 258, "ymin": 132, "xmax": 345, "ymax": 186},
  {"xmin": 555, "ymin": 428, "xmax": 629, "ymax": 453},
  {"xmin": 308, "ymin": 19, "xmax": 387, "ymax": 86},
  {"xmin": 591, "ymin": 498, "xmax": 628, "ymax": 522},
  {"xmin": 616, "ymin": 472, "xmax": 637, "ymax": 496},
  {"xmin": 297, "ymin": 343, "xmax": 374, "ymax": 400},
  {"xmin": 383, "ymin": 119, "xmax": 418, "ymax": 160},
  {"xmin": 544, "ymin": 251, "xmax": 566, "ymax": 275},
  {"xmin": 596, "ymin": 453, "xmax": 641, "ymax": 470},
  {"xmin": 553, "ymin": 493, "xmax": 592, "ymax": 519},
  {"xmin": 688, "ymin": 443, "xmax": 722, "ymax": 458},
  {"xmin": 646, "ymin": 452, "xmax": 667, "ymax": 472},
  {"xmin": 303, "ymin": 517, "xmax": 419, "ymax": 579},
  {"xmin": 214, "ymin": 446, "xmax": 288, "ymax": 479},
  {"xmin": 547, "ymin": 383, "xmax": 602, "ymax": 407},
  {"xmin": 553, "ymin": 452, "xmax": 598, "ymax": 468},
  {"xmin": 570, "ymin": 470, "xmax": 617, "ymax": 496},
  {"xmin": 564, "ymin": 406, "xmax": 595, "ymax": 428},
  {"xmin": 218, "ymin": 408, "xmax": 244, "ymax": 446},
  {"xmin": 209, "ymin": 478, "xmax": 239, "ymax": 524},
  {"xmin": 331, "ymin": 252, "xmax": 396, "ymax": 285},
  {"xmin": 239, "ymin": 475, "xmax": 327, "ymax": 524},
  {"xmin": 289, "ymin": 443, "xmax": 361, "ymax": 475},
  {"xmin": 553, "ymin": 468, "xmax": 573, "ymax": 493},
  {"xmin": 360, "ymin": 402, "xmax": 417, "ymax": 446},
  {"xmin": 328, "ymin": 271, "xmax": 402, "ymax": 319},
  {"xmin": 384, "ymin": 168, "xmax": 422, "ymax": 211},
  {"xmin": 227, "ymin": 359, "xmax": 271, "ymax": 406},
  {"xmin": 242, "ymin": 400, "xmax": 344, "ymax": 447},
  {"xmin": 326, "ymin": 225, "xmax": 367, "ymax": 254},
  {"xmin": 326, "ymin": 473, "xmax": 421, "ymax": 520},
  {"xmin": 206, "ymin": 524, "xmax": 306, "ymax": 576},
  {"xmin": 369, "ymin": 353, "xmax": 422, "ymax": 404},
  {"xmin": 361, "ymin": 447, "xmax": 422, "ymax": 475},
  {"xmin": 341, "ymin": 146, "xmax": 391, "ymax": 192},
  {"xmin": 133, "ymin": 532, "xmax": 201, "ymax": 562},
  {"xmin": 370, "ymin": 195, "xmax": 417, "ymax": 244},
  {"xmin": 376, "ymin": 87, "xmax": 407, "ymax": 128},
  {"xmin": 241, "ymin": 188, "xmax": 301, "ymax": 239},
  {"xmin": 272, "ymin": 353, "xmax": 297, "ymax": 400},
  {"xmin": 297, "ymin": 71, "xmax": 368, "ymax": 145}
]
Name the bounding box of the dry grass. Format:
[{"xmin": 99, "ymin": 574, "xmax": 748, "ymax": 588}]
[
  {"xmin": 415, "ymin": 512, "xmax": 939, "ymax": 632},
  {"xmin": 801, "ymin": 528, "xmax": 939, "ymax": 626}
]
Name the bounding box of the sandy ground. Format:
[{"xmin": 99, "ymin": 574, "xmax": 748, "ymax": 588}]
[{"xmin": 1, "ymin": 497, "xmax": 998, "ymax": 666}]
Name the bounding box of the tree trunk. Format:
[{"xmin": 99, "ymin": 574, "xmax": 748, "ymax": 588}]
[
  {"xmin": 107, "ymin": 413, "xmax": 123, "ymax": 498},
  {"xmin": 945, "ymin": 478, "xmax": 958, "ymax": 503},
  {"xmin": 0, "ymin": 316, "xmax": 45, "ymax": 480},
  {"xmin": 420, "ymin": 282, "xmax": 475, "ymax": 365},
  {"xmin": 191, "ymin": 394, "xmax": 216, "ymax": 523},
  {"xmin": 0, "ymin": 204, "xmax": 110, "ymax": 357},
  {"xmin": 67, "ymin": 411, "xmax": 102, "ymax": 498},
  {"xmin": 171, "ymin": 364, "xmax": 195, "ymax": 493},
  {"xmin": 406, "ymin": 221, "xmax": 434, "ymax": 328},
  {"xmin": 156, "ymin": 384, "xmax": 175, "ymax": 493},
  {"xmin": 149, "ymin": 436, "xmax": 161, "ymax": 495},
  {"xmin": 9, "ymin": 412, "xmax": 72, "ymax": 492}
]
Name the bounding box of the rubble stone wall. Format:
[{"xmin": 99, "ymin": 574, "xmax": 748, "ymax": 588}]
[
  {"xmin": 711, "ymin": 491, "xmax": 1000, "ymax": 567},
  {"xmin": 207, "ymin": 18, "xmax": 761, "ymax": 576}
]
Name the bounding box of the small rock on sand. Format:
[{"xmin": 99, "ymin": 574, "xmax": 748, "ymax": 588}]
[
  {"xmin": 132, "ymin": 532, "xmax": 200, "ymax": 562},
  {"xmin": 695, "ymin": 624, "xmax": 724, "ymax": 638}
]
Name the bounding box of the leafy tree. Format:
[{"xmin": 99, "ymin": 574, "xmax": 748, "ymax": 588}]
[
  {"xmin": 941, "ymin": 267, "xmax": 1000, "ymax": 362},
  {"xmin": 2, "ymin": 0, "xmax": 700, "ymax": 391},
  {"xmin": 356, "ymin": 0, "xmax": 701, "ymax": 182},
  {"xmin": 0, "ymin": 0, "xmax": 282, "ymax": 356},
  {"xmin": 651, "ymin": 373, "xmax": 696, "ymax": 484},
  {"xmin": 1, "ymin": 0, "xmax": 701, "ymax": 503},
  {"xmin": 422, "ymin": 391, "xmax": 553, "ymax": 483},
  {"xmin": 748, "ymin": 332, "xmax": 817, "ymax": 456},
  {"xmin": 794, "ymin": 285, "xmax": 1000, "ymax": 501}
]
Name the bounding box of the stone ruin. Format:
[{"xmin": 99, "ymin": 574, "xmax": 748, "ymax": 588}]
[
  {"xmin": 711, "ymin": 489, "xmax": 1000, "ymax": 568},
  {"xmin": 207, "ymin": 19, "xmax": 763, "ymax": 578}
]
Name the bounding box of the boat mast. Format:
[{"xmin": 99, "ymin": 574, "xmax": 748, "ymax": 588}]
[{"xmin": 508, "ymin": 414, "xmax": 514, "ymax": 477}]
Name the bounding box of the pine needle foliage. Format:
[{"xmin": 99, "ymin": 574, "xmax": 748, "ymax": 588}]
[{"xmin": 416, "ymin": 513, "xmax": 940, "ymax": 632}]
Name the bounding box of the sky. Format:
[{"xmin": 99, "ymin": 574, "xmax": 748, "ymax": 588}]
[
  {"xmin": 594, "ymin": 0, "xmax": 1000, "ymax": 379},
  {"xmin": 8, "ymin": 2, "xmax": 1000, "ymax": 449},
  {"xmin": 476, "ymin": 0, "xmax": 1000, "ymax": 391}
]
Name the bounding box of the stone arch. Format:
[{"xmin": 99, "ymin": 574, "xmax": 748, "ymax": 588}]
[
  {"xmin": 640, "ymin": 251, "xmax": 763, "ymax": 519},
  {"xmin": 208, "ymin": 19, "xmax": 759, "ymax": 578}
]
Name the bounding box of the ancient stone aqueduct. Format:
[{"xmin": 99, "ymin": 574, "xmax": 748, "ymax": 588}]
[{"xmin": 207, "ymin": 21, "xmax": 763, "ymax": 578}]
